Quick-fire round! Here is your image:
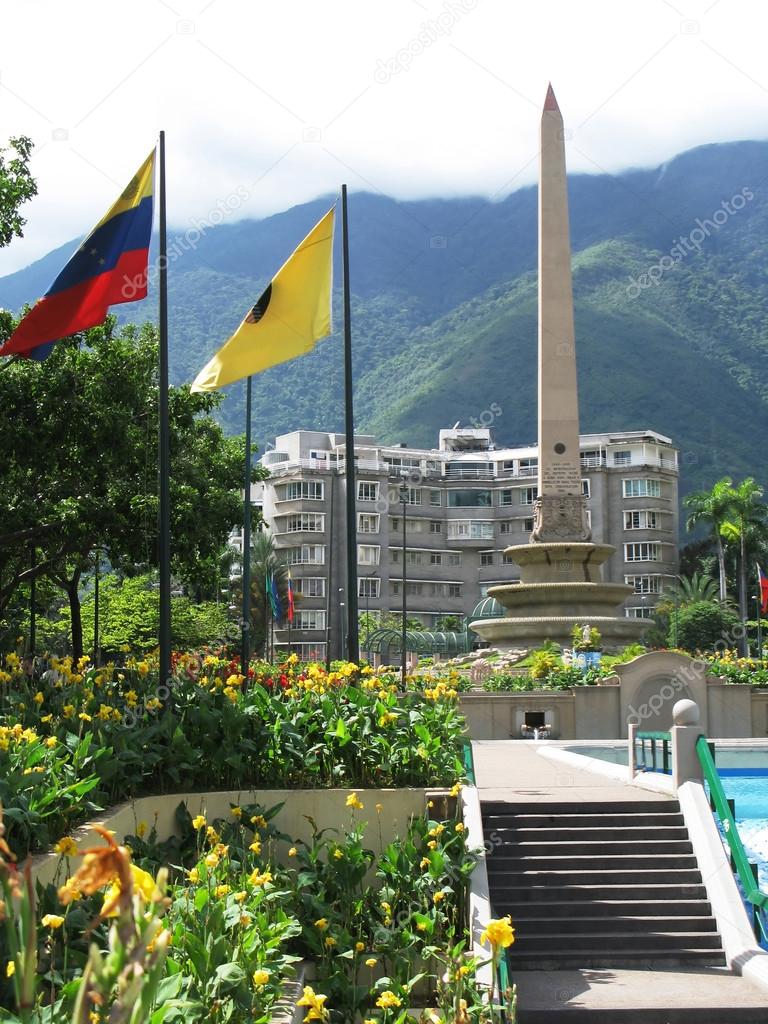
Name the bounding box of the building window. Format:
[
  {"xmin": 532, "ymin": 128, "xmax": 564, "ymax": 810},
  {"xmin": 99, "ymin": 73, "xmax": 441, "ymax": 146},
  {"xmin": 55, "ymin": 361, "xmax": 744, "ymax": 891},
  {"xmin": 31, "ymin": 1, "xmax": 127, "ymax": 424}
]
[
  {"xmin": 520, "ymin": 487, "xmax": 538, "ymax": 505},
  {"xmin": 400, "ymin": 487, "xmax": 422, "ymax": 505},
  {"xmin": 613, "ymin": 450, "xmax": 632, "ymax": 466},
  {"xmin": 358, "ymin": 545, "xmax": 381, "ymax": 565},
  {"xmin": 358, "ymin": 512, "xmax": 380, "ymax": 534},
  {"xmin": 446, "ymin": 521, "xmax": 494, "ymax": 540},
  {"xmin": 357, "ymin": 481, "xmax": 379, "ymax": 502},
  {"xmin": 625, "ymin": 542, "xmax": 661, "ymax": 562},
  {"xmin": 447, "ymin": 489, "xmax": 492, "ymax": 507},
  {"xmin": 429, "ymin": 490, "xmax": 442, "ymax": 506},
  {"xmin": 284, "ymin": 513, "xmax": 325, "ymax": 533},
  {"xmin": 285, "ymin": 480, "xmax": 324, "ymax": 501},
  {"xmin": 500, "ymin": 489, "xmax": 514, "ymax": 506},
  {"xmin": 626, "ymin": 606, "xmax": 653, "ymax": 619},
  {"xmin": 429, "ymin": 520, "xmax": 442, "ymax": 534},
  {"xmin": 430, "ymin": 553, "xmax": 443, "ymax": 565},
  {"xmin": 519, "ymin": 457, "xmax": 538, "ymax": 476},
  {"xmin": 284, "ymin": 641, "xmax": 327, "ymax": 660},
  {"xmin": 447, "ymin": 583, "xmax": 462, "ymax": 598},
  {"xmin": 523, "ymin": 518, "xmax": 534, "ymax": 532},
  {"xmin": 624, "ymin": 510, "xmax": 659, "ymax": 530},
  {"xmin": 295, "ymin": 609, "xmax": 326, "ymax": 630},
  {"xmin": 502, "ymin": 552, "xmax": 516, "ymax": 565},
  {"xmin": 499, "ymin": 520, "xmax": 513, "ymax": 534},
  {"xmin": 358, "ymin": 577, "xmax": 380, "ymax": 598},
  {"xmin": 480, "ymin": 551, "xmax": 494, "ymax": 566},
  {"xmin": 581, "ymin": 479, "xmax": 590, "ymax": 498},
  {"xmin": 625, "ymin": 574, "xmax": 663, "ymax": 594},
  {"xmin": 623, "ymin": 478, "xmax": 662, "ymax": 498},
  {"xmin": 286, "ymin": 545, "xmax": 325, "ymax": 565},
  {"xmin": 405, "ymin": 550, "xmax": 423, "ymax": 565},
  {"xmin": 296, "ymin": 576, "xmax": 325, "ymax": 597},
  {"xmin": 448, "ymin": 553, "xmax": 462, "ymax": 567}
]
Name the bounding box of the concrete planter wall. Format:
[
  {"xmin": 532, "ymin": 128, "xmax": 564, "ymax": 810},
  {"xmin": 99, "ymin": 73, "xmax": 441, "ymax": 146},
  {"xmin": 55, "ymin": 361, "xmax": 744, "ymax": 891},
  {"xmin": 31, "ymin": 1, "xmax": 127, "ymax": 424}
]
[{"xmin": 31, "ymin": 787, "xmax": 436, "ymax": 889}]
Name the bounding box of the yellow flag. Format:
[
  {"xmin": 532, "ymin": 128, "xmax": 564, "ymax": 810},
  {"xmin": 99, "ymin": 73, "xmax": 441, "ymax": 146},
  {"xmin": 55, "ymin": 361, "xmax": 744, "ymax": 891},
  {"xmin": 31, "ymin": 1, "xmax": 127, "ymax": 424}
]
[{"xmin": 190, "ymin": 205, "xmax": 335, "ymax": 392}]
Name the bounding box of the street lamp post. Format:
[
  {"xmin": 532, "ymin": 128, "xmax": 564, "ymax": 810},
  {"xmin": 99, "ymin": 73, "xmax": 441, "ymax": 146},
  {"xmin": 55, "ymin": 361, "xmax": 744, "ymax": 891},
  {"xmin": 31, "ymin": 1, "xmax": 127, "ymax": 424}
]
[
  {"xmin": 751, "ymin": 595, "xmax": 763, "ymax": 660},
  {"xmin": 399, "ymin": 480, "xmax": 408, "ymax": 689}
]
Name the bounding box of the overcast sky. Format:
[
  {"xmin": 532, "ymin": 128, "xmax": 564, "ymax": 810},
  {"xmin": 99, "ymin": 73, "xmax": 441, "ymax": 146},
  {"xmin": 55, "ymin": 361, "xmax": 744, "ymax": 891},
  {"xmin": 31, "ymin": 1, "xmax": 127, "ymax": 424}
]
[{"xmin": 0, "ymin": 0, "xmax": 766, "ymax": 276}]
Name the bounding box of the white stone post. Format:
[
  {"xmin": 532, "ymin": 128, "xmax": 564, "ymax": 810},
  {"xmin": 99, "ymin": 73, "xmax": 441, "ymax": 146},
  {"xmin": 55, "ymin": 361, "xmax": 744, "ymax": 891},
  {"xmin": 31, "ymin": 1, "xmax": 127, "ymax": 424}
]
[
  {"xmin": 627, "ymin": 720, "xmax": 637, "ymax": 781},
  {"xmin": 671, "ymin": 698, "xmax": 703, "ymax": 794}
]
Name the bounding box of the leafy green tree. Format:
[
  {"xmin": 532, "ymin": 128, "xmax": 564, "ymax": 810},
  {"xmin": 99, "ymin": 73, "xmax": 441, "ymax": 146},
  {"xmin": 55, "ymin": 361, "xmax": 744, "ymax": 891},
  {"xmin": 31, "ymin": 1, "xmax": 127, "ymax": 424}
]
[
  {"xmin": 230, "ymin": 532, "xmax": 290, "ymax": 658},
  {"xmin": 719, "ymin": 477, "xmax": 766, "ymax": 637},
  {"xmin": 0, "ymin": 317, "xmax": 250, "ymax": 658},
  {"xmin": 671, "ymin": 600, "xmax": 740, "ymax": 654},
  {"xmin": 0, "ymin": 136, "xmax": 37, "ymax": 247},
  {"xmin": 664, "ymin": 572, "xmax": 720, "ymax": 607}
]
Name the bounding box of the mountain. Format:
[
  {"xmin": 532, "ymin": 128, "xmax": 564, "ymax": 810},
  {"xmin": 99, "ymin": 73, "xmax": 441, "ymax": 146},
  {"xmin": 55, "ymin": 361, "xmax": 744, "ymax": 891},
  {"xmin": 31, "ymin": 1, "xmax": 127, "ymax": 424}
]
[{"xmin": 2, "ymin": 139, "xmax": 768, "ymax": 499}]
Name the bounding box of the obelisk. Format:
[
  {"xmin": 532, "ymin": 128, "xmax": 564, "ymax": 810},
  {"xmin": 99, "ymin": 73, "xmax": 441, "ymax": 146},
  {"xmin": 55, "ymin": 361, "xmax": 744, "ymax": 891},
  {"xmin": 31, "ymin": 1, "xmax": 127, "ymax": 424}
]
[{"xmin": 532, "ymin": 83, "xmax": 590, "ymax": 544}]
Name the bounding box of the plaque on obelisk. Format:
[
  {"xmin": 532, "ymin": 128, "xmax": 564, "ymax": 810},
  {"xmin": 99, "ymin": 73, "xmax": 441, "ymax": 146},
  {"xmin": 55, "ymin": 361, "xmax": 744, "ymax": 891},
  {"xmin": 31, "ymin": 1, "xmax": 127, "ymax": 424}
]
[{"xmin": 531, "ymin": 83, "xmax": 591, "ymax": 544}]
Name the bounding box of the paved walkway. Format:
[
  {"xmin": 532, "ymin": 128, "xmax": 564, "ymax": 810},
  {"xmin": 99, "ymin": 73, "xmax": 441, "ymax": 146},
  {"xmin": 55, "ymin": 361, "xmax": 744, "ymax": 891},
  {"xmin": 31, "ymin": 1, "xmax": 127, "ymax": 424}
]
[
  {"xmin": 472, "ymin": 740, "xmax": 768, "ymax": 1020},
  {"xmin": 472, "ymin": 739, "xmax": 669, "ymax": 804}
]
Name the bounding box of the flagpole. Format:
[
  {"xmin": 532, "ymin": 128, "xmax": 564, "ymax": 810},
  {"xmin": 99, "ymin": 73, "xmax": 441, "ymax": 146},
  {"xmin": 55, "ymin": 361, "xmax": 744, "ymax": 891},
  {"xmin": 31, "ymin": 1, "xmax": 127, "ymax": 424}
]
[
  {"xmin": 158, "ymin": 130, "xmax": 172, "ymax": 694},
  {"xmin": 241, "ymin": 375, "xmax": 253, "ymax": 675},
  {"xmin": 341, "ymin": 184, "xmax": 359, "ymax": 664}
]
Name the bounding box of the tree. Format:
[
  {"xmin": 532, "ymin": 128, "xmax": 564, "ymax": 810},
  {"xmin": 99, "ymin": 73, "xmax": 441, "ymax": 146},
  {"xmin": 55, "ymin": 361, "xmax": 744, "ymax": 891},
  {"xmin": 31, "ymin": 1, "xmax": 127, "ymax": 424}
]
[
  {"xmin": 230, "ymin": 532, "xmax": 290, "ymax": 658},
  {"xmin": 671, "ymin": 601, "xmax": 740, "ymax": 654},
  {"xmin": 719, "ymin": 477, "xmax": 766, "ymax": 641},
  {"xmin": 684, "ymin": 478, "xmax": 737, "ymax": 603},
  {"xmin": 664, "ymin": 572, "xmax": 720, "ymax": 606},
  {"xmin": 0, "ymin": 317, "xmax": 250, "ymax": 658},
  {"xmin": 0, "ymin": 136, "xmax": 37, "ymax": 247}
]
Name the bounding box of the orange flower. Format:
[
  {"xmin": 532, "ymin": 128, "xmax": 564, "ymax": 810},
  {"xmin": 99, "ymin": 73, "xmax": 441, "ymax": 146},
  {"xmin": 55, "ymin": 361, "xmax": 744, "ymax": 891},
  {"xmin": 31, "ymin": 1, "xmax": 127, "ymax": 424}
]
[{"xmin": 64, "ymin": 826, "xmax": 133, "ymax": 918}]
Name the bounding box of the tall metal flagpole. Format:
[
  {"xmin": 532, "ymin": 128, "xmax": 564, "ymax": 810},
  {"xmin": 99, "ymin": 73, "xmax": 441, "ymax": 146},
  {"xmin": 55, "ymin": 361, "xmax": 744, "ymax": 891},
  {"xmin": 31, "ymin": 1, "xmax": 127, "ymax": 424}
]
[
  {"xmin": 241, "ymin": 375, "xmax": 253, "ymax": 675},
  {"xmin": 158, "ymin": 131, "xmax": 172, "ymax": 692},
  {"xmin": 341, "ymin": 185, "xmax": 359, "ymax": 664}
]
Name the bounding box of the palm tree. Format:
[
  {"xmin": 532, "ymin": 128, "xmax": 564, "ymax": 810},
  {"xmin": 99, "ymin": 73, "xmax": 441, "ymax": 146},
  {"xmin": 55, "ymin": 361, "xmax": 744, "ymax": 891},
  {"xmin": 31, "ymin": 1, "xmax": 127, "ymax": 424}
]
[
  {"xmin": 664, "ymin": 572, "xmax": 720, "ymax": 606},
  {"xmin": 719, "ymin": 477, "xmax": 766, "ymax": 636},
  {"xmin": 684, "ymin": 478, "xmax": 735, "ymax": 603},
  {"xmin": 231, "ymin": 532, "xmax": 290, "ymax": 659}
]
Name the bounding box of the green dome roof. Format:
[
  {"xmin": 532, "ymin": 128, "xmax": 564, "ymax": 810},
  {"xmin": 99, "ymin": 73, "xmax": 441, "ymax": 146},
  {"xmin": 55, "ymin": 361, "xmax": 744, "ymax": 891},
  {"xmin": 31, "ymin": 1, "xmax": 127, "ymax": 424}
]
[{"xmin": 470, "ymin": 597, "xmax": 504, "ymax": 619}]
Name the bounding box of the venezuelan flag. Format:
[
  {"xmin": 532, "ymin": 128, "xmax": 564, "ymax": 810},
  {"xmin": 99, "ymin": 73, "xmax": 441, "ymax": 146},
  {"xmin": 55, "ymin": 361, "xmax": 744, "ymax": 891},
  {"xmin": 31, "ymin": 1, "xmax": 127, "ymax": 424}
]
[
  {"xmin": 0, "ymin": 150, "xmax": 155, "ymax": 360},
  {"xmin": 758, "ymin": 563, "xmax": 768, "ymax": 615}
]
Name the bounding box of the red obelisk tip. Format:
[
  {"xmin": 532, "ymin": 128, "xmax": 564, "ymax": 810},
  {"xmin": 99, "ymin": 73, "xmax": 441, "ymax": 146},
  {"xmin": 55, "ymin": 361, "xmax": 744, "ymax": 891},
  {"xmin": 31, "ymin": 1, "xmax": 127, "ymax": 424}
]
[{"xmin": 543, "ymin": 83, "xmax": 559, "ymax": 112}]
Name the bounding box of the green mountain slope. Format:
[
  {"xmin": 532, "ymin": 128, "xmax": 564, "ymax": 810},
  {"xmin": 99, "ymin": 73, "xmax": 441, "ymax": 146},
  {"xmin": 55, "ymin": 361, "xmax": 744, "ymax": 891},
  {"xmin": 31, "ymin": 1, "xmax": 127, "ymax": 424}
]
[{"xmin": 2, "ymin": 139, "xmax": 768, "ymax": 496}]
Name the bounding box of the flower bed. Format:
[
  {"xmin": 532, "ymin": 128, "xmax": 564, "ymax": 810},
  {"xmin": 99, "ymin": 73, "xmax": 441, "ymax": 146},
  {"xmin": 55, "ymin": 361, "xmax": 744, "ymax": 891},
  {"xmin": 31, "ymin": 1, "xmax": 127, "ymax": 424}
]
[
  {"xmin": 704, "ymin": 651, "xmax": 768, "ymax": 686},
  {"xmin": 0, "ymin": 655, "xmax": 466, "ymax": 860},
  {"xmin": 0, "ymin": 790, "xmax": 511, "ymax": 1023}
]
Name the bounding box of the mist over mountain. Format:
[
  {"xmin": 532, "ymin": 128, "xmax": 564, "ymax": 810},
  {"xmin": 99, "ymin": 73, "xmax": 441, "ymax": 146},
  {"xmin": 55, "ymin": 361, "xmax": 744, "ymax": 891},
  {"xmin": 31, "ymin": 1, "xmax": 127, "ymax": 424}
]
[{"xmin": 2, "ymin": 138, "xmax": 768, "ymax": 498}]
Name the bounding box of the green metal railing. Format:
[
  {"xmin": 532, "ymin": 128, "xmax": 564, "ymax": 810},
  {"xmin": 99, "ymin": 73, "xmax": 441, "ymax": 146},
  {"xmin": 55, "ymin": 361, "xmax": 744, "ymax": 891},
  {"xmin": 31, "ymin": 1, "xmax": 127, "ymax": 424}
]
[
  {"xmin": 696, "ymin": 735, "xmax": 768, "ymax": 945},
  {"xmin": 635, "ymin": 730, "xmax": 671, "ymax": 774},
  {"xmin": 461, "ymin": 738, "xmax": 476, "ymax": 785}
]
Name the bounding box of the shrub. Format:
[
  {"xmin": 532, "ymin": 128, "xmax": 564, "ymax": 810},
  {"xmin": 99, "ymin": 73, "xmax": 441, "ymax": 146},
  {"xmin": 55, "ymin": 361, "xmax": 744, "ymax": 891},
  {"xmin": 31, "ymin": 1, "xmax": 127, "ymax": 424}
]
[{"xmin": 670, "ymin": 601, "xmax": 741, "ymax": 653}]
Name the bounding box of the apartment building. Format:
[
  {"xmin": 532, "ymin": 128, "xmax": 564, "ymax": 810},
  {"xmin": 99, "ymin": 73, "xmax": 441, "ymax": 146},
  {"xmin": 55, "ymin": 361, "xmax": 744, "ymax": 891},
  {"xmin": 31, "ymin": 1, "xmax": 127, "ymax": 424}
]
[{"xmin": 233, "ymin": 426, "xmax": 679, "ymax": 661}]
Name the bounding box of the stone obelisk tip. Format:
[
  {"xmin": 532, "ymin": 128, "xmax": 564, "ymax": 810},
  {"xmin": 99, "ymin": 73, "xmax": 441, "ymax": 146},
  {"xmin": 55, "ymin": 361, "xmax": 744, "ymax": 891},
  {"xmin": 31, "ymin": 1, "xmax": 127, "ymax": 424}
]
[{"xmin": 543, "ymin": 83, "xmax": 559, "ymax": 112}]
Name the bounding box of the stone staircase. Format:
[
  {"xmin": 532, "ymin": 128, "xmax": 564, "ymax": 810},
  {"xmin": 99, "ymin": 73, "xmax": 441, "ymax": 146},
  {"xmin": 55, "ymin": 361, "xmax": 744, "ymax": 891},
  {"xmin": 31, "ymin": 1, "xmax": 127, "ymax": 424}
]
[{"xmin": 483, "ymin": 798, "xmax": 725, "ymax": 970}]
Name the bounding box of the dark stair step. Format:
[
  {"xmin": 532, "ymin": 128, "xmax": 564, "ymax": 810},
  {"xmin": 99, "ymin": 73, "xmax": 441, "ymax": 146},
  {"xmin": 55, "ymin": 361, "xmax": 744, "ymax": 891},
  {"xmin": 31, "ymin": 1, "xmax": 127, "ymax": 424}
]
[
  {"xmin": 501, "ymin": 839, "xmax": 696, "ymax": 856},
  {"xmin": 483, "ymin": 812, "xmax": 685, "ymax": 829},
  {"xmin": 491, "ymin": 869, "xmax": 704, "ymax": 886},
  {"xmin": 516, "ymin": 1009, "xmax": 768, "ymax": 1024},
  {"xmin": 511, "ymin": 914, "xmax": 718, "ymax": 934},
  {"xmin": 481, "ymin": 800, "xmax": 679, "ymax": 816},
  {"xmin": 512, "ymin": 931, "xmax": 723, "ymax": 952},
  {"xmin": 493, "ymin": 898, "xmax": 713, "ymax": 918},
  {"xmin": 488, "ymin": 855, "xmax": 699, "ymax": 872},
  {"xmin": 492, "ymin": 825, "xmax": 691, "ymax": 841},
  {"xmin": 495, "ymin": 883, "xmax": 708, "ymax": 902},
  {"xmin": 506, "ymin": 948, "xmax": 727, "ymax": 969}
]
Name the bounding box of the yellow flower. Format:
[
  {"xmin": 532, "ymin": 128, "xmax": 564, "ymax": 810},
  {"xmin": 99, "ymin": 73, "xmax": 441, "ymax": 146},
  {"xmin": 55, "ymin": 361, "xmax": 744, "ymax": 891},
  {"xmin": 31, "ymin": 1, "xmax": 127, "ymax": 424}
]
[
  {"xmin": 44, "ymin": 736, "xmax": 57, "ymax": 749},
  {"xmin": 249, "ymin": 839, "xmax": 262, "ymax": 854},
  {"xmin": 420, "ymin": 857, "xmax": 430, "ymax": 869},
  {"xmin": 314, "ymin": 917, "xmax": 328, "ymax": 930},
  {"xmin": 41, "ymin": 914, "xmax": 65, "ymax": 929},
  {"xmin": 6, "ymin": 961, "xmax": 15, "ymax": 978},
  {"xmin": 376, "ymin": 991, "xmax": 402, "ymax": 1009},
  {"xmin": 101, "ymin": 864, "xmax": 158, "ymax": 917},
  {"xmin": 192, "ymin": 815, "xmax": 206, "ymax": 830},
  {"xmin": 253, "ymin": 968, "xmax": 270, "ymax": 987},
  {"xmin": 375, "ymin": 802, "xmax": 384, "ymax": 813},
  {"xmin": 215, "ymin": 884, "xmax": 231, "ymax": 898},
  {"xmin": 324, "ymin": 936, "xmax": 336, "ymax": 947},
  {"xmin": 288, "ymin": 846, "xmax": 297, "ymax": 857},
  {"xmin": 249, "ymin": 869, "xmax": 272, "ymax": 887},
  {"xmin": 455, "ymin": 823, "xmax": 465, "ymax": 833},
  {"xmin": 346, "ymin": 792, "xmax": 364, "ymax": 810},
  {"xmin": 297, "ymin": 985, "xmax": 329, "ymax": 1021},
  {"xmin": 234, "ymin": 890, "xmax": 247, "ymax": 903},
  {"xmin": 33, "ymin": 691, "xmax": 44, "ymax": 705},
  {"xmin": 206, "ymin": 826, "xmax": 220, "ymax": 845},
  {"xmin": 41, "ymin": 714, "xmax": 53, "ymax": 723},
  {"xmin": 427, "ymin": 840, "xmax": 437, "ymax": 850},
  {"xmin": 480, "ymin": 915, "xmax": 515, "ymax": 950},
  {"xmin": 433, "ymin": 890, "xmax": 445, "ymax": 904},
  {"xmin": 355, "ymin": 941, "xmax": 365, "ymax": 952},
  {"xmin": 136, "ymin": 821, "xmax": 147, "ymax": 839},
  {"xmin": 187, "ymin": 867, "xmax": 200, "ymax": 883},
  {"xmin": 449, "ymin": 782, "xmax": 462, "ymax": 797},
  {"xmin": 231, "ymin": 806, "xmax": 242, "ymax": 819},
  {"xmin": 333, "ymin": 848, "xmax": 344, "ymax": 860},
  {"xmin": 377, "ymin": 711, "xmax": 398, "ymax": 727},
  {"xmin": 54, "ymin": 837, "xmax": 78, "ymax": 857},
  {"xmin": 205, "ymin": 852, "xmax": 219, "ymax": 869},
  {"xmin": 365, "ymin": 957, "xmax": 377, "ymax": 967},
  {"xmin": 251, "ymin": 814, "xmax": 267, "ymax": 829},
  {"xmin": 416, "ymin": 921, "xmax": 428, "ymax": 932}
]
